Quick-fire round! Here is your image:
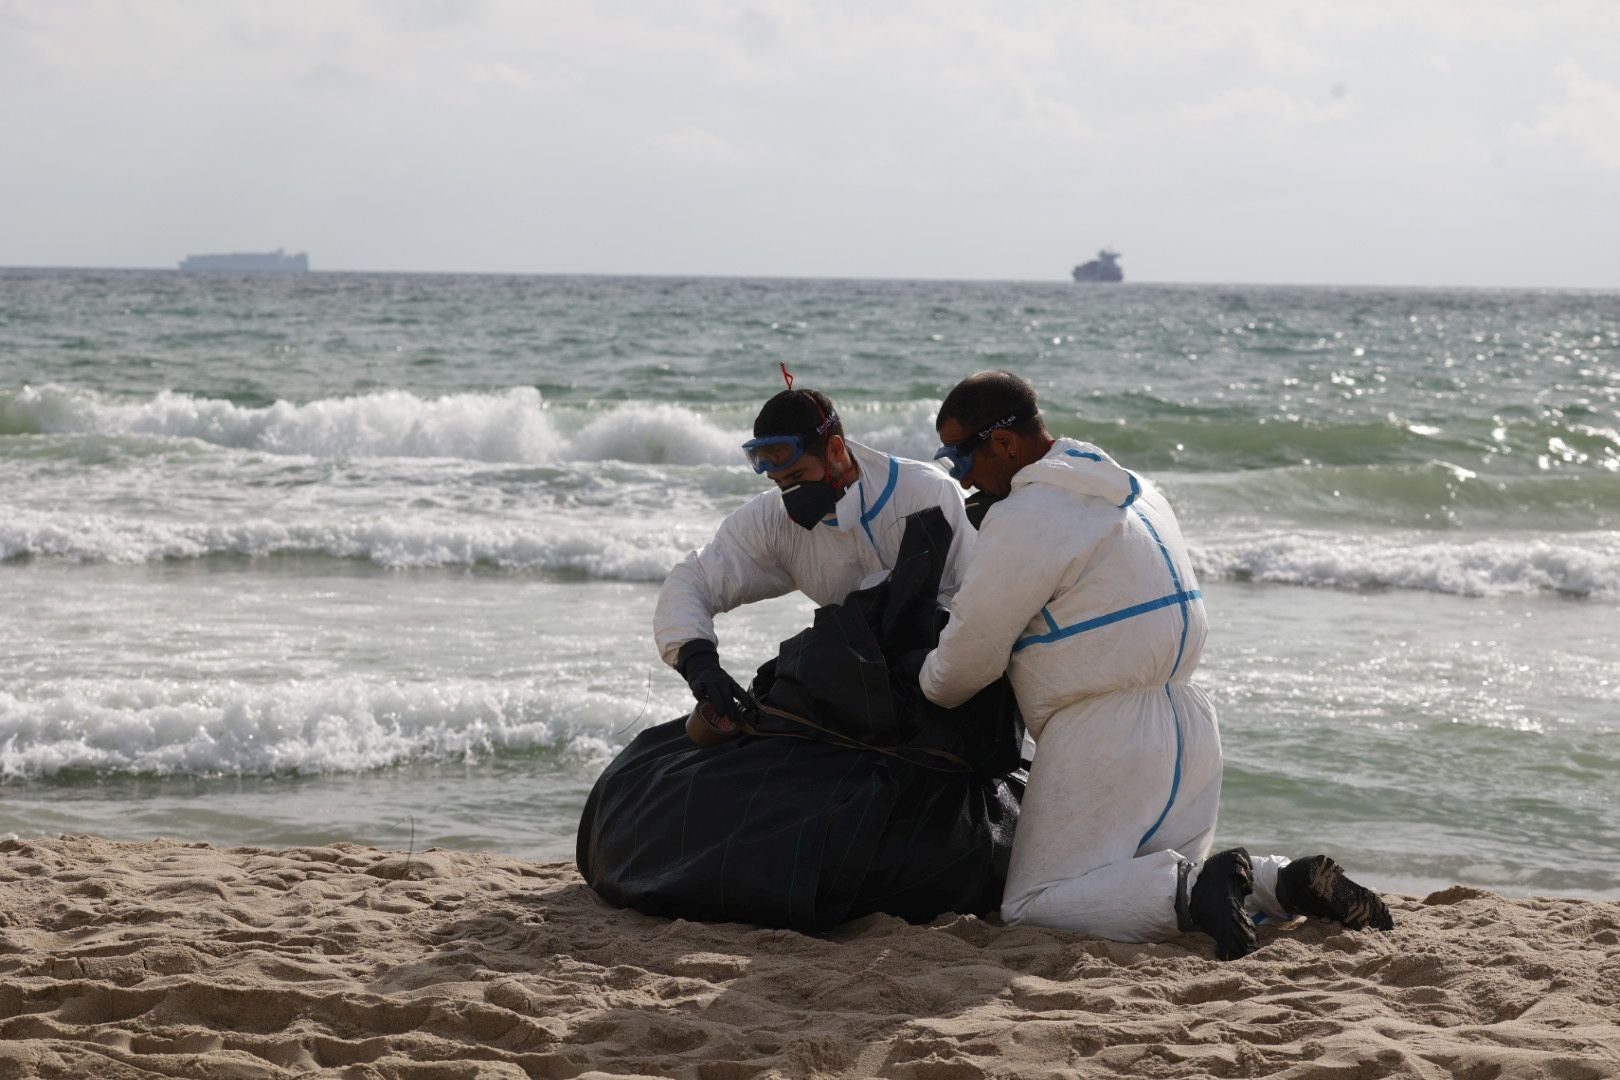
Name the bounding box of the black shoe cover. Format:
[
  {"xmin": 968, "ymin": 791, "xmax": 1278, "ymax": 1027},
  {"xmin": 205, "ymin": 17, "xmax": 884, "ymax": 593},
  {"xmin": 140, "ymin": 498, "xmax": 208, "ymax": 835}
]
[
  {"xmin": 1189, "ymin": 848, "xmax": 1257, "ymax": 960},
  {"xmin": 1277, "ymin": 855, "xmax": 1394, "ymax": 931}
]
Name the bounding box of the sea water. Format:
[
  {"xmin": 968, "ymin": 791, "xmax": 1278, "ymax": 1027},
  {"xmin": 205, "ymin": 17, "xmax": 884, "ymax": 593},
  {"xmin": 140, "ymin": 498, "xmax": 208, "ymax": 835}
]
[{"xmin": 2, "ymin": 269, "xmax": 1616, "ymax": 899}]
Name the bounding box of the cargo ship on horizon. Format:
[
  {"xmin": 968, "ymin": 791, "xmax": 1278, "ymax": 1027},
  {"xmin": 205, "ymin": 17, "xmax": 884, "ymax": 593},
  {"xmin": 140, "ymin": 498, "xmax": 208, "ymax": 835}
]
[
  {"xmin": 179, "ymin": 249, "xmax": 309, "ymax": 273},
  {"xmin": 1072, "ymin": 249, "xmax": 1123, "ymax": 283}
]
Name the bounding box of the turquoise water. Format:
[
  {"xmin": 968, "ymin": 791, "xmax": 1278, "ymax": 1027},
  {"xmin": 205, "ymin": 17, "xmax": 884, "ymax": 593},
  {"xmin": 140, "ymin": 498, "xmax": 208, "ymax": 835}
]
[{"xmin": 2, "ymin": 269, "xmax": 1617, "ymax": 897}]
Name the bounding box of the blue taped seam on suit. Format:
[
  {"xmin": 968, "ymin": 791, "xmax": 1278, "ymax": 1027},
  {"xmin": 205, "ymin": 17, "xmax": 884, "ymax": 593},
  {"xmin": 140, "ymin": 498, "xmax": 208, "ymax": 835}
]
[
  {"xmin": 1120, "ymin": 473, "xmax": 1141, "ymax": 509},
  {"xmin": 1131, "ymin": 506, "xmax": 1191, "ymax": 680},
  {"xmin": 1129, "ymin": 504, "xmax": 1193, "ymax": 850},
  {"xmin": 1011, "ymin": 589, "xmax": 1202, "ymax": 652},
  {"xmin": 1132, "ymin": 507, "xmax": 1185, "ymax": 594},
  {"xmin": 1059, "ymin": 447, "xmax": 1138, "ymax": 508},
  {"xmin": 1137, "ymin": 683, "xmax": 1184, "ymax": 849},
  {"xmin": 858, "ymin": 456, "xmax": 900, "ymax": 555}
]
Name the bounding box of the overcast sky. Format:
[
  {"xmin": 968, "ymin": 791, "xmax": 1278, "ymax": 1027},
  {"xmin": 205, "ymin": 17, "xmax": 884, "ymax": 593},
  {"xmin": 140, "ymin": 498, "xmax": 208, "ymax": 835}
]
[{"xmin": 3, "ymin": 1, "xmax": 1618, "ymax": 287}]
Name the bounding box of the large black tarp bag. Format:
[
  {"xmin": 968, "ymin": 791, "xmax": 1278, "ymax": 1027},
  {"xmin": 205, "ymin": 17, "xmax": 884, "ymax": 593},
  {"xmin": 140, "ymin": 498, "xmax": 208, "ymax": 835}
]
[{"xmin": 576, "ymin": 508, "xmax": 1025, "ymax": 931}]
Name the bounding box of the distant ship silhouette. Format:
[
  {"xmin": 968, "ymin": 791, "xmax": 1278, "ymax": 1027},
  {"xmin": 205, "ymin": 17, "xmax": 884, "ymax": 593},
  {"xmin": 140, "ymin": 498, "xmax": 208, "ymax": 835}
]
[
  {"xmin": 179, "ymin": 249, "xmax": 309, "ymax": 273},
  {"xmin": 1072, "ymin": 249, "xmax": 1123, "ymax": 283}
]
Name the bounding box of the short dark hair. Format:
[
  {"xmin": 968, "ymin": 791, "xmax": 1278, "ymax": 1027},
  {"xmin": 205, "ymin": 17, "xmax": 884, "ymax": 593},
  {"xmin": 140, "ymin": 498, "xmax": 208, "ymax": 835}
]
[
  {"xmin": 937, "ymin": 371, "xmax": 1043, "ymax": 439},
  {"xmin": 753, "ymin": 388, "xmax": 843, "ymax": 455}
]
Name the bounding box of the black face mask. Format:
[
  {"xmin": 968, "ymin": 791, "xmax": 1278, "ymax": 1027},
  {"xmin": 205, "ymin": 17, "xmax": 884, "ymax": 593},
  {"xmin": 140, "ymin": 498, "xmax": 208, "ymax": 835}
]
[{"xmin": 781, "ymin": 481, "xmax": 842, "ymax": 530}]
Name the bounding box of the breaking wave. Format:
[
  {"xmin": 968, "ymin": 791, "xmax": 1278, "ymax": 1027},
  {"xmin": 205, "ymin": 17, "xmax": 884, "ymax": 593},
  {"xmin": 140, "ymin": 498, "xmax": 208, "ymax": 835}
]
[
  {"xmin": 0, "ymin": 677, "xmax": 660, "ymax": 780},
  {"xmin": 0, "ymin": 385, "xmax": 750, "ymax": 466},
  {"xmin": 1197, "ymin": 531, "xmax": 1620, "ymax": 599},
  {"xmin": 0, "ymin": 509, "xmax": 694, "ymax": 580}
]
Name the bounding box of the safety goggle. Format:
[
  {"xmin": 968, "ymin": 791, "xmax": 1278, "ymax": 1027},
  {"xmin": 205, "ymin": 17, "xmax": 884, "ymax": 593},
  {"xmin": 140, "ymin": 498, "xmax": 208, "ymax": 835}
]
[
  {"xmin": 742, "ymin": 409, "xmax": 839, "ymax": 474},
  {"xmin": 933, "ymin": 406, "xmax": 1037, "ymax": 481},
  {"xmin": 742, "ymin": 434, "xmax": 812, "ymax": 474}
]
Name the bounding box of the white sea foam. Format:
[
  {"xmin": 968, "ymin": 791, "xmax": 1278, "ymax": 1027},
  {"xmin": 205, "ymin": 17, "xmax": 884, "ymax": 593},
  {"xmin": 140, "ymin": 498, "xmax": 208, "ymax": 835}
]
[
  {"xmin": 2, "ymin": 385, "xmax": 753, "ymax": 466},
  {"xmin": 0, "ymin": 677, "xmax": 649, "ymax": 779},
  {"xmin": 0, "ymin": 509, "xmax": 695, "ymax": 579},
  {"xmin": 836, "ymin": 400, "xmax": 948, "ymax": 462},
  {"xmin": 1197, "ymin": 531, "xmax": 1620, "ymax": 599},
  {"xmin": 8, "ymin": 505, "xmax": 1619, "ymax": 601},
  {"xmin": 568, "ymin": 402, "xmax": 757, "ymax": 466}
]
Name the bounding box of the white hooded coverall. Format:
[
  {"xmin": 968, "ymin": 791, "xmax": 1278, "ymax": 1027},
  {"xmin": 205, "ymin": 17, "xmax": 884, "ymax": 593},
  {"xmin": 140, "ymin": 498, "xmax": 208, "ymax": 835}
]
[
  {"xmin": 919, "ymin": 439, "xmax": 1292, "ymax": 942},
  {"xmin": 655, "ymin": 439, "xmax": 976, "ymax": 668}
]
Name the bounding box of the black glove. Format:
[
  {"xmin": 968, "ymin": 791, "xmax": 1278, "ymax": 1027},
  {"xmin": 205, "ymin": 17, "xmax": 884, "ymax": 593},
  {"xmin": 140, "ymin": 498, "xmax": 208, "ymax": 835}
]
[{"xmin": 675, "ymin": 640, "xmax": 757, "ymax": 727}]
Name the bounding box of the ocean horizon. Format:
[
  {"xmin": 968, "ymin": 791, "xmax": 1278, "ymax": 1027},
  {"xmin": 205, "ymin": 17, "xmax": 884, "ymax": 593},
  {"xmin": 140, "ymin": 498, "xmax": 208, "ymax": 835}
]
[{"xmin": 6, "ymin": 263, "xmax": 1614, "ymax": 292}]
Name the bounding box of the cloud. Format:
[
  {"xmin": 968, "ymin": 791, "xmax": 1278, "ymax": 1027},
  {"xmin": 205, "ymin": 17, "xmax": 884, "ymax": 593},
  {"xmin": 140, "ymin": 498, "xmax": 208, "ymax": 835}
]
[
  {"xmin": 1512, "ymin": 61, "xmax": 1620, "ymax": 171},
  {"xmin": 1174, "ymin": 85, "xmax": 1355, "ymax": 130},
  {"xmin": 646, "ymin": 127, "xmax": 768, "ymax": 169}
]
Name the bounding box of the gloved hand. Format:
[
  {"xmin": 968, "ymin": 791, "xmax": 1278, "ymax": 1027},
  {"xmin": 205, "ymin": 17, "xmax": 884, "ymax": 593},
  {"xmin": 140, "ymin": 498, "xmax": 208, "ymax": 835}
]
[{"xmin": 675, "ymin": 640, "xmax": 757, "ymax": 729}]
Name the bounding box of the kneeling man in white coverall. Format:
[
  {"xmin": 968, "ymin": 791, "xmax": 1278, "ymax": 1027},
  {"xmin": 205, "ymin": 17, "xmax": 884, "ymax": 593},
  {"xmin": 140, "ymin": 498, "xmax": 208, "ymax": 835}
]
[
  {"xmin": 657, "ymin": 380, "xmax": 976, "ymax": 732},
  {"xmin": 913, "ymin": 371, "xmax": 1393, "ymax": 960}
]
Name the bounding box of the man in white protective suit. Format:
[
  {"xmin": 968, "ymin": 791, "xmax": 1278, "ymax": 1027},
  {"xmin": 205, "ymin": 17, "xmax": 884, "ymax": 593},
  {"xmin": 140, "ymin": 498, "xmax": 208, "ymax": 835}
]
[
  {"xmin": 913, "ymin": 371, "xmax": 1393, "ymax": 960},
  {"xmin": 655, "ymin": 378, "xmax": 976, "ymax": 734}
]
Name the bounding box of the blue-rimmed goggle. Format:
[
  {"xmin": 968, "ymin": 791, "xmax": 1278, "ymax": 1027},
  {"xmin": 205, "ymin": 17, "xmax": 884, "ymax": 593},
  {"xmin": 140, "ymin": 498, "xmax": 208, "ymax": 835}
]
[
  {"xmin": 933, "ymin": 406, "xmax": 1038, "ymax": 481},
  {"xmin": 742, "ymin": 434, "xmax": 811, "ymax": 473},
  {"xmin": 742, "ymin": 409, "xmax": 840, "ymax": 474}
]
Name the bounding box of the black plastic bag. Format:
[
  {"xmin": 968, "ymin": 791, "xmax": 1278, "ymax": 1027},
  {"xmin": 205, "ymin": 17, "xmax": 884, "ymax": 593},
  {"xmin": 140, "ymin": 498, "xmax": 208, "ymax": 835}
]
[{"xmin": 577, "ymin": 508, "xmax": 1025, "ymax": 930}]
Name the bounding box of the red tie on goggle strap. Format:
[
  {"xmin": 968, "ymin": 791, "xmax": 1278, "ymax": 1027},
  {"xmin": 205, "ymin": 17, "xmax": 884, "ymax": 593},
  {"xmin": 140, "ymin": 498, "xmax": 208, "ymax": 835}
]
[{"xmin": 778, "ymin": 362, "xmax": 830, "ymax": 430}]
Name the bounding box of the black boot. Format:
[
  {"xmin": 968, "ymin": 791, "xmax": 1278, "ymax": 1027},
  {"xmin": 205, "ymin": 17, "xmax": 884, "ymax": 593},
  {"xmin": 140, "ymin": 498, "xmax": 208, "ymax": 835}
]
[
  {"xmin": 1276, "ymin": 855, "xmax": 1394, "ymax": 931},
  {"xmin": 1180, "ymin": 848, "xmax": 1257, "ymax": 960}
]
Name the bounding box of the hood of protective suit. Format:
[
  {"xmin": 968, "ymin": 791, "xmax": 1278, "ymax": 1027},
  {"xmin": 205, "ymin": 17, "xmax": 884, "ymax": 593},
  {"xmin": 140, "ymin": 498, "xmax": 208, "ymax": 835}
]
[{"xmin": 1011, "ymin": 438, "xmax": 1140, "ymax": 508}]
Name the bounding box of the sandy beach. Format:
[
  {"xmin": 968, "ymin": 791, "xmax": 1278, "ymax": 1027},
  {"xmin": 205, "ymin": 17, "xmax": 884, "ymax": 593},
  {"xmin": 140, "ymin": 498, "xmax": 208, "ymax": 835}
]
[{"xmin": 0, "ymin": 836, "xmax": 1614, "ymax": 1078}]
